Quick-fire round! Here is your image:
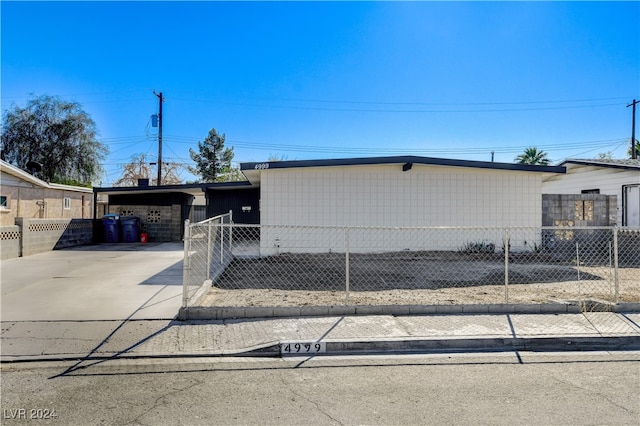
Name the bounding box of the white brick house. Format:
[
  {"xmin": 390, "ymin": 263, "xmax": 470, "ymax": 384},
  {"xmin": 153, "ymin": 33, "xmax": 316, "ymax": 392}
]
[{"xmin": 241, "ymin": 156, "xmax": 565, "ymax": 255}]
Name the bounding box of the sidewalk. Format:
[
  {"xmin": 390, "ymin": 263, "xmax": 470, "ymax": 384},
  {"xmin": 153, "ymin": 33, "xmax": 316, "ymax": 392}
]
[{"xmin": 2, "ymin": 312, "xmax": 640, "ymax": 362}]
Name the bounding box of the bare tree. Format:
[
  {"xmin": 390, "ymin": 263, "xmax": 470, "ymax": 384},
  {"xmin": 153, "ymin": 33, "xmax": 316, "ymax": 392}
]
[{"xmin": 114, "ymin": 153, "xmax": 183, "ymax": 186}]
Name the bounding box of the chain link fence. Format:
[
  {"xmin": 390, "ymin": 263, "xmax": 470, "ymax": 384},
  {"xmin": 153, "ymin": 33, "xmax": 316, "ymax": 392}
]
[{"xmin": 183, "ymin": 223, "xmax": 640, "ymax": 311}]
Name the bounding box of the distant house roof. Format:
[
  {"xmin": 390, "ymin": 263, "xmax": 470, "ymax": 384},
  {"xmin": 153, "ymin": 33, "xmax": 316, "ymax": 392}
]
[
  {"xmin": 241, "ymin": 155, "xmax": 566, "ymax": 184},
  {"xmin": 0, "ymin": 159, "xmax": 92, "ymax": 193},
  {"xmin": 558, "ymin": 158, "xmax": 640, "ymax": 171}
]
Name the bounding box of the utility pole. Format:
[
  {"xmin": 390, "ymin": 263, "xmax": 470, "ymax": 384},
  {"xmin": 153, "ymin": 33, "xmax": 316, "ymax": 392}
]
[
  {"xmin": 154, "ymin": 91, "xmax": 164, "ymax": 185},
  {"xmin": 627, "ymin": 99, "xmax": 638, "ymax": 160}
]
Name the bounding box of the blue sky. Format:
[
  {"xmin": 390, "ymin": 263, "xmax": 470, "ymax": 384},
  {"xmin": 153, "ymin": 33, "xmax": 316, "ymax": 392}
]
[{"xmin": 2, "ymin": 1, "xmax": 639, "ymax": 185}]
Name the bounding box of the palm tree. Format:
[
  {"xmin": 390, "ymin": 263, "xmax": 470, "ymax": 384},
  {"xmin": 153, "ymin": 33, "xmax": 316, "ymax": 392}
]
[{"xmin": 514, "ymin": 147, "xmax": 551, "ymax": 165}]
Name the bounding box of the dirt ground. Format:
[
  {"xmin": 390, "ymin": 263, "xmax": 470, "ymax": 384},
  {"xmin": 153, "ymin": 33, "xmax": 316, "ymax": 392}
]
[{"xmin": 199, "ymin": 251, "xmax": 640, "ymax": 308}]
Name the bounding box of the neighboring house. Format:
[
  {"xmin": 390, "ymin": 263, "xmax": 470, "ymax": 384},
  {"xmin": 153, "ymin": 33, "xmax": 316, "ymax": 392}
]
[
  {"xmin": 0, "ymin": 159, "xmax": 93, "ymax": 226},
  {"xmin": 0, "ymin": 159, "xmax": 94, "ymax": 258},
  {"xmin": 240, "ymin": 155, "xmax": 565, "ymax": 254},
  {"xmin": 542, "ymin": 159, "xmax": 640, "ymax": 226}
]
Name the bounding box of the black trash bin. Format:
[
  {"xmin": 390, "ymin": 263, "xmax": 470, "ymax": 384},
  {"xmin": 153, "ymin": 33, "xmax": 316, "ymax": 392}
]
[
  {"xmin": 120, "ymin": 216, "xmax": 140, "ymax": 243},
  {"xmin": 102, "ymin": 214, "xmax": 120, "ymax": 243}
]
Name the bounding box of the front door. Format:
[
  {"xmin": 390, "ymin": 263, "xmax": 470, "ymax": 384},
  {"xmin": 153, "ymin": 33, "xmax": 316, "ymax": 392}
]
[{"xmin": 623, "ymin": 184, "xmax": 640, "ymax": 226}]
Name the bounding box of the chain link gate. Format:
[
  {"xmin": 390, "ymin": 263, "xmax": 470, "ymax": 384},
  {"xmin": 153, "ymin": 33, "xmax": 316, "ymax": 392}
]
[{"xmin": 182, "ymin": 211, "xmax": 234, "ymax": 308}]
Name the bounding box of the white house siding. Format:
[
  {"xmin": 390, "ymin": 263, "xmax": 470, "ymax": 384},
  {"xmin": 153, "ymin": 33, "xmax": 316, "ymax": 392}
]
[
  {"xmin": 259, "ymin": 164, "xmax": 543, "ymax": 255},
  {"xmin": 542, "ymin": 164, "xmax": 640, "ymax": 225}
]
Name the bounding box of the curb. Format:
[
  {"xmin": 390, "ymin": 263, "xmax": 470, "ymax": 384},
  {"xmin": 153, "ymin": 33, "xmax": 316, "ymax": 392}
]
[
  {"xmin": 274, "ymin": 335, "xmax": 640, "ymax": 357},
  {"xmin": 179, "ymin": 303, "xmax": 640, "ymax": 321},
  {"xmin": 3, "ymin": 335, "xmax": 640, "ymax": 364}
]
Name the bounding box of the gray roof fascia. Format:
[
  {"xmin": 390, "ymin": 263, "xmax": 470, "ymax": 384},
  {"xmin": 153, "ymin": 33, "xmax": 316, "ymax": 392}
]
[
  {"xmin": 241, "ymin": 155, "xmax": 566, "ymax": 174},
  {"xmin": 93, "ymin": 183, "xmax": 206, "ymax": 194},
  {"xmin": 93, "ymin": 180, "xmax": 253, "ymax": 195},
  {"xmin": 560, "ymin": 159, "xmax": 640, "ymax": 171}
]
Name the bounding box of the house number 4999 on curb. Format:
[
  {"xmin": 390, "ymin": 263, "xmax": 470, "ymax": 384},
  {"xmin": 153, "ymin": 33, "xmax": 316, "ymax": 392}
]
[{"xmin": 280, "ymin": 342, "xmax": 326, "ymax": 355}]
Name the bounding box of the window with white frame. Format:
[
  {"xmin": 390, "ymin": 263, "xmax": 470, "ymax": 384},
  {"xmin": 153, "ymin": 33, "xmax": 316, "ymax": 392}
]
[
  {"xmin": 0, "ymin": 195, "xmax": 8, "ymax": 209},
  {"xmin": 63, "ymin": 197, "xmax": 71, "ymax": 210}
]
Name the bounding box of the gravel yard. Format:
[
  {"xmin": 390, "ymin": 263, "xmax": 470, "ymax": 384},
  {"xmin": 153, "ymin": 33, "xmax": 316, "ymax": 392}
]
[{"xmin": 199, "ymin": 251, "xmax": 640, "ymax": 308}]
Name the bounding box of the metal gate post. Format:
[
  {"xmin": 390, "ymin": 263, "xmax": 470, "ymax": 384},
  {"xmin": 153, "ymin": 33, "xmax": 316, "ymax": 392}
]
[
  {"xmin": 182, "ymin": 219, "xmax": 191, "ymax": 309},
  {"xmin": 207, "ymin": 222, "xmax": 212, "ymax": 278},
  {"xmin": 229, "ymin": 210, "xmax": 233, "ymax": 254},
  {"xmin": 220, "ymin": 221, "xmax": 225, "ymax": 264}
]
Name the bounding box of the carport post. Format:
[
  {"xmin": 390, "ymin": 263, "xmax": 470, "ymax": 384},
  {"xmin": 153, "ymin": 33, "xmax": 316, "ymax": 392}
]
[{"xmin": 182, "ymin": 219, "xmax": 191, "ymax": 309}]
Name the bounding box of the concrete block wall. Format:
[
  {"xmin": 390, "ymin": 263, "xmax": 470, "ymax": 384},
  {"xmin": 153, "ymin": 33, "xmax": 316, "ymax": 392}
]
[
  {"xmin": 108, "ymin": 204, "xmax": 182, "ymax": 242},
  {"xmin": 542, "ymin": 194, "xmax": 617, "ymax": 227},
  {"xmin": 13, "ymin": 218, "xmax": 94, "ymax": 257},
  {"xmin": 0, "ymin": 225, "xmax": 21, "ymax": 259}
]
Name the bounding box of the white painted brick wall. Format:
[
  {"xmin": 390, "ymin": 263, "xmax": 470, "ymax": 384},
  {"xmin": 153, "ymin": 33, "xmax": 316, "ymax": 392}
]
[
  {"xmin": 262, "ymin": 164, "xmax": 542, "ymax": 227},
  {"xmin": 259, "ymin": 164, "xmax": 544, "ymax": 255}
]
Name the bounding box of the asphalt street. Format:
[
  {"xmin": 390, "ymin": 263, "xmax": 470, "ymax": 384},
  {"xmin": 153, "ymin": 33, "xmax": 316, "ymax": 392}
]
[{"xmin": 2, "ymin": 352, "xmax": 639, "ymax": 425}]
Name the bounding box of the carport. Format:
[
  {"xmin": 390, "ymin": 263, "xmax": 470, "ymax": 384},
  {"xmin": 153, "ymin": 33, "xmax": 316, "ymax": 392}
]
[{"xmin": 93, "ymin": 181, "xmax": 260, "ymax": 242}]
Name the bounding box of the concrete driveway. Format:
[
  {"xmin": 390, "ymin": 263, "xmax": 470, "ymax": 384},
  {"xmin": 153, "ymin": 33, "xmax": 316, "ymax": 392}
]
[{"xmin": 1, "ymin": 242, "xmax": 184, "ymax": 321}]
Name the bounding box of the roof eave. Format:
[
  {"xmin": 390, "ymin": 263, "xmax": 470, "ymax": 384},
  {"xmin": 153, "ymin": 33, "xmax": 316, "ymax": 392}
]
[{"xmin": 240, "ymin": 155, "xmax": 566, "ymax": 185}]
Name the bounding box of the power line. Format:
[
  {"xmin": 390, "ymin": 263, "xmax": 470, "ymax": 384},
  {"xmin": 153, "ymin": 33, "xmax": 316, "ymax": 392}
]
[
  {"xmin": 171, "ymin": 98, "xmax": 625, "ymax": 114},
  {"xmin": 259, "ymin": 96, "xmax": 636, "ymax": 107}
]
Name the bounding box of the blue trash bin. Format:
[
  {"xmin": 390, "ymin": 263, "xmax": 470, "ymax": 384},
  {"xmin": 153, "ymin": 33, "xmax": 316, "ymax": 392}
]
[
  {"xmin": 102, "ymin": 214, "xmax": 120, "ymax": 243},
  {"xmin": 120, "ymin": 216, "xmax": 140, "ymax": 243}
]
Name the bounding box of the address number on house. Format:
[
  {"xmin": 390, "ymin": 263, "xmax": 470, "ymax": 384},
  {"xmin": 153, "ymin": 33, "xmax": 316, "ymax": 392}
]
[
  {"xmin": 280, "ymin": 341, "xmax": 326, "ymax": 355},
  {"xmin": 254, "ymin": 163, "xmax": 270, "ymax": 170}
]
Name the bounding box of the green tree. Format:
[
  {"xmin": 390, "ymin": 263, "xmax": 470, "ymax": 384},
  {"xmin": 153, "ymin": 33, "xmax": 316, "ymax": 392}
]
[
  {"xmin": 1, "ymin": 95, "xmax": 107, "ymax": 185},
  {"xmin": 217, "ymin": 165, "xmax": 247, "ymax": 182},
  {"xmin": 514, "ymin": 147, "xmax": 551, "ymax": 165},
  {"xmin": 188, "ymin": 128, "xmax": 234, "ymax": 182}
]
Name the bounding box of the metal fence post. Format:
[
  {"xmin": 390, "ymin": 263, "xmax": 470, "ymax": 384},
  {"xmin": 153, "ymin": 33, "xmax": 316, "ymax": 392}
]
[
  {"xmin": 207, "ymin": 222, "xmax": 212, "ymax": 279},
  {"xmin": 182, "ymin": 219, "xmax": 191, "ymax": 309},
  {"xmin": 576, "ymin": 242, "xmax": 583, "ymax": 308},
  {"xmin": 613, "ymin": 227, "xmax": 620, "ymax": 304},
  {"xmin": 220, "ymin": 221, "xmax": 225, "ymax": 264},
  {"xmin": 229, "ymin": 210, "xmax": 233, "ymax": 254},
  {"xmin": 345, "ymin": 227, "xmax": 350, "ymax": 305},
  {"xmin": 504, "ymin": 229, "xmax": 509, "ymax": 303}
]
